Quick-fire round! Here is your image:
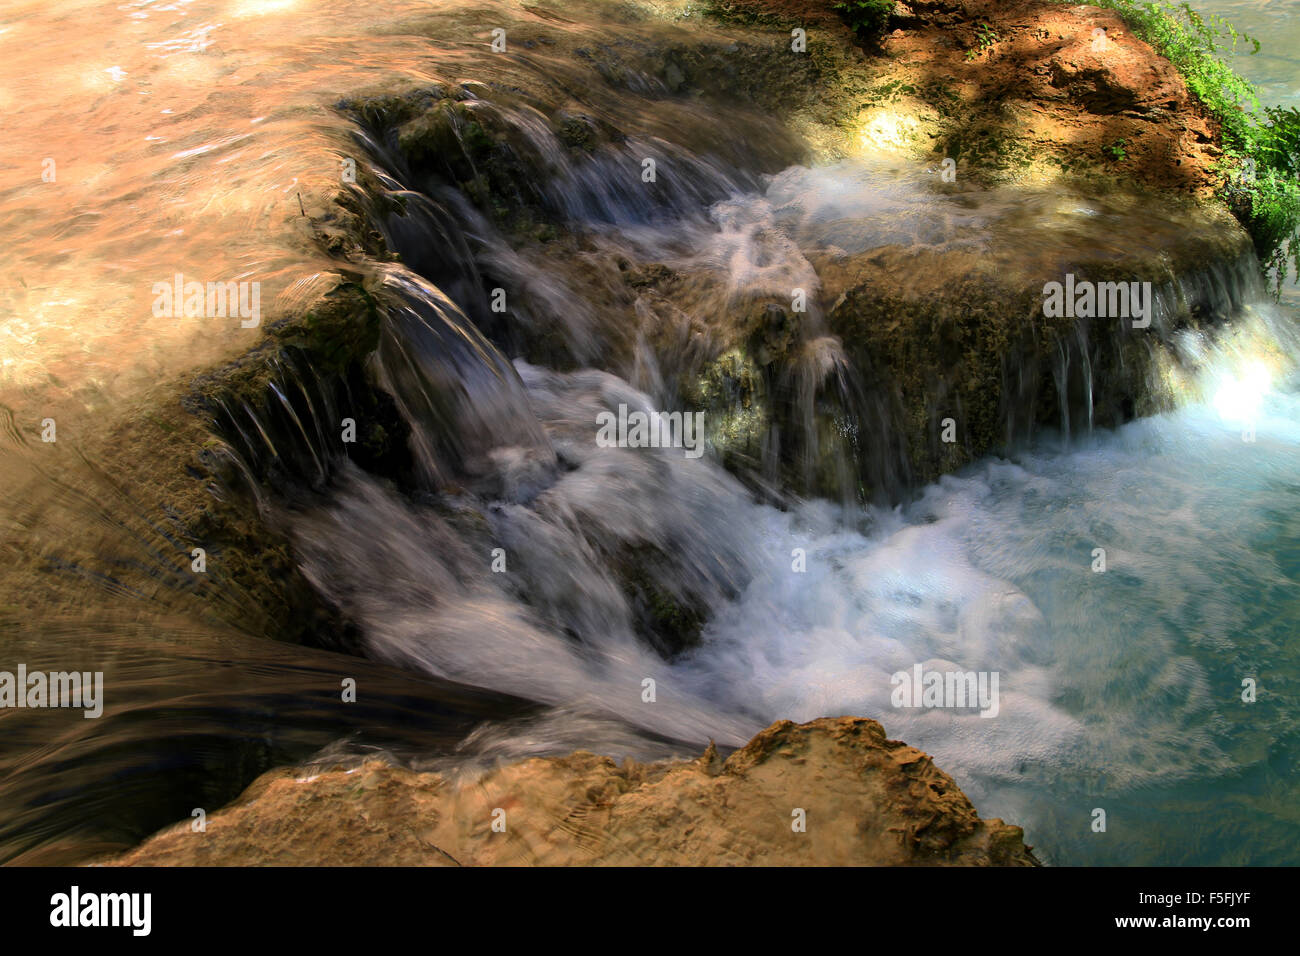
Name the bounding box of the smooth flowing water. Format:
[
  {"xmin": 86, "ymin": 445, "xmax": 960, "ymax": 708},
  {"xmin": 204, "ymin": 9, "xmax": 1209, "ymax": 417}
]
[
  {"xmin": 2, "ymin": 0, "xmax": 1298, "ymax": 866},
  {"xmin": 1209, "ymin": 1, "xmax": 1300, "ymax": 110}
]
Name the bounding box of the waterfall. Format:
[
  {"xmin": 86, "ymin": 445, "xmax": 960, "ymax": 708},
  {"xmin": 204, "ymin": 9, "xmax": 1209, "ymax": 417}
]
[{"xmin": 205, "ymin": 91, "xmax": 1300, "ymax": 867}]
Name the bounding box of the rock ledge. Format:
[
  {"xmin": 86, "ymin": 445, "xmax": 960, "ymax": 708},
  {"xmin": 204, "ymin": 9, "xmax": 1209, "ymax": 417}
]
[{"xmin": 104, "ymin": 717, "xmax": 1038, "ymax": 866}]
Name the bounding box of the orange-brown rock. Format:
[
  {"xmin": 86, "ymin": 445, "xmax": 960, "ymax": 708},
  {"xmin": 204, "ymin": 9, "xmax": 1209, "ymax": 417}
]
[
  {"xmin": 101, "ymin": 717, "xmax": 1038, "ymax": 866},
  {"xmin": 711, "ymin": 0, "xmax": 1223, "ymax": 193}
]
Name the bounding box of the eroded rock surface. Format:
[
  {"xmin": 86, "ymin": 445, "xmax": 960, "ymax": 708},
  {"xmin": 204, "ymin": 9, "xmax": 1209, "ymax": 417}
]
[{"xmin": 103, "ymin": 717, "xmax": 1038, "ymax": 866}]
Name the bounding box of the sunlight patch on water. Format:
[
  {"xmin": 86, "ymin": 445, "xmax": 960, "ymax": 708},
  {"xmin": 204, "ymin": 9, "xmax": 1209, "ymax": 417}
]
[
  {"xmin": 228, "ymin": 0, "xmax": 296, "ymax": 18},
  {"xmin": 1213, "ymin": 359, "xmax": 1272, "ymax": 426}
]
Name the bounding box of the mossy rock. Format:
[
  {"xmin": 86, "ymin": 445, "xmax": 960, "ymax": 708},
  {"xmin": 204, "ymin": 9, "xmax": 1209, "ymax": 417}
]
[
  {"xmin": 615, "ymin": 543, "xmax": 711, "ymax": 657},
  {"xmin": 684, "ymin": 347, "xmax": 768, "ymax": 472}
]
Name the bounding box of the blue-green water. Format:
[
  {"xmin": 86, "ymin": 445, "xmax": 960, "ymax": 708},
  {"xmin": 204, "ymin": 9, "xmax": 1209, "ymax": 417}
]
[
  {"xmin": 672, "ymin": 5, "xmax": 1300, "ymax": 856},
  {"xmin": 701, "ymin": 383, "xmax": 1300, "ymax": 866},
  {"xmin": 979, "ymin": 3, "xmax": 1300, "ymax": 853},
  {"xmin": 1206, "ymin": 0, "xmax": 1300, "ymax": 110}
]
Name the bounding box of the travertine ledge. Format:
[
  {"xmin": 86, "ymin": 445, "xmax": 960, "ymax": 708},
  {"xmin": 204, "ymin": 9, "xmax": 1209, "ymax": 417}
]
[{"xmin": 103, "ymin": 717, "xmax": 1038, "ymax": 866}]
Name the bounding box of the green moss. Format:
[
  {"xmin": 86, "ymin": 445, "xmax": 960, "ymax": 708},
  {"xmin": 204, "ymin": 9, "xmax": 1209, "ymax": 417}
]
[
  {"xmin": 824, "ymin": 244, "xmax": 1231, "ymax": 492},
  {"xmin": 557, "ymin": 115, "xmax": 598, "ymax": 152},
  {"xmin": 617, "ymin": 544, "xmax": 708, "ymax": 657},
  {"xmin": 863, "ymin": 79, "xmax": 918, "ymax": 107},
  {"xmin": 170, "ymin": 277, "xmax": 415, "ymax": 650},
  {"xmin": 684, "ymin": 348, "xmax": 767, "ymax": 471},
  {"xmin": 336, "ymin": 89, "xmax": 439, "ymax": 129},
  {"xmin": 941, "ymin": 119, "xmax": 1034, "ymax": 174},
  {"xmin": 831, "ymin": 0, "xmax": 894, "ymax": 38},
  {"xmin": 270, "ymin": 282, "xmax": 381, "ymax": 376},
  {"xmin": 701, "ymin": 0, "xmax": 799, "ymax": 29}
]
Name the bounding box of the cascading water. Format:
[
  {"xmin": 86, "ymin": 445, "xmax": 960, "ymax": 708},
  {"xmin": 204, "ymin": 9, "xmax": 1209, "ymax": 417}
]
[
  {"xmin": 2, "ymin": 0, "xmax": 1296, "ymax": 868},
  {"xmin": 226, "ymin": 88, "xmax": 1300, "ymax": 866}
]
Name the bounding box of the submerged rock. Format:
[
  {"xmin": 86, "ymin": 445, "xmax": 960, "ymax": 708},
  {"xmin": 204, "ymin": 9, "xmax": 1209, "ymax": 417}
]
[{"xmin": 101, "ymin": 717, "xmax": 1038, "ymax": 866}]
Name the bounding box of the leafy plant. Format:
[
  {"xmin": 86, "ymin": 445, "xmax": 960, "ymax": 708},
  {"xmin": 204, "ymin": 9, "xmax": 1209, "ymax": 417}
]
[
  {"xmin": 832, "ymin": 0, "xmax": 894, "ymax": 38},
  {"xmin": 965, "ymin": 22, "xmax": 1000, "ymax": 61},
  {"xmin": 1105, "ymin": 139, "xmax": 1129, "ymax": 162},
  {"xmin": 1054, "ymin": 0, "xmax": 1300, "ymax": 290}
]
